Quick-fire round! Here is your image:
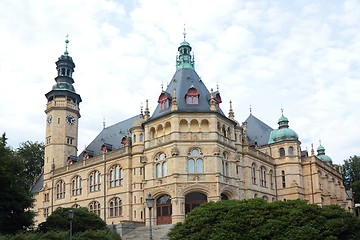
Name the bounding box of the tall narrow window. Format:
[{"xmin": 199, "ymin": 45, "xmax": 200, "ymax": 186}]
[
  {"xmin": 282, "ymin": 170, "xmax": 286, "ymax": 188},
  {"xmin": 71, "ymin": 175, "xmax": 82, "ymax": 196},
  {"xmin": 188, "ymin": 148, "xmax": 203, "ymax": 174},
  {"xmin": 251, "ymin": 163, "xmax": 256, "ymax": 184},
  {"xmin": 89, "ymin": 201, "xmax": 101, "ymax": 216},
  {"xmin": 221, "ymin": 152, "xmax": 229, "ymax": 177},
  {"xmin": 269, "ymin": 170, "xmax": 274, "ymax": 189},
  {"xmin": 140, "ymin": 133, "xmax": 144, "ymax": 142},
  {"xmin": 288, "ymin": 146, "xmax": 294, "ymax": 155},
  {"xmin": 279, "ymin": 148, "xmax": 285, "ymax": 157},
  {"xmin": 109, "ymin": 197, "xmax": 122, "ymax": 217},
  {"xmin": 109, "ymin": 165, "xmax": 124, "ymax": 187},
  {"xmin": 89, "ymin": 170, "xmax": 101, "ymax": 192},
  {"xmin": 260, "ymin": 166, "xmax": 266, "ymax": 187},
  {"xmin": 56, "ymin": 180, "xmax": 65, "ymax": 199},
  {"xmin": 155, "ymin": 153, "xmax": 167, "ymax": 178}
]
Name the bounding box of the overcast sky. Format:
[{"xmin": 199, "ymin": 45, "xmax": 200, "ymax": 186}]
[{"xmin": 0, "ymin": 0, "xmax": 359, "ymax": 164}]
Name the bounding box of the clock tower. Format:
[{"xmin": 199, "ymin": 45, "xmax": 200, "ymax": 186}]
[{"xmin": 44, "ymin": 36, "xmax": 82, "ymax": 176}]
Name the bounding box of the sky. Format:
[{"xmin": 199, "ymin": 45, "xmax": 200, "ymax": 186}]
[{"xmin": 0, "ymin": 0, "xmax": 359, "ymax": 165}]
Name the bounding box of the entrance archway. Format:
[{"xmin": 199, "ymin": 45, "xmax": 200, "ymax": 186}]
[
  {"xmin": 221, "ymin": 193, "xmax": 229, "ymax": 200},
  {"xmin": 156, "ymin": 195, "xmax": 172, "ymax": 225},
  {"xmin": 185, "ymin": 192, "xmax": 207, "ymax": 215}
]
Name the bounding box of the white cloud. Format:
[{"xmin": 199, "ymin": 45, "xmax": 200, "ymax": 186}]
[{"xmin": 0, "ymin": 0, "xmax": 359, "ymax": 164}]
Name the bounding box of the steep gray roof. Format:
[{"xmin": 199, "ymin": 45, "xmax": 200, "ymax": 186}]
[
  {"xmin": 150, "ymin": 68, "xmax": 225, "ymax": 120},
  {"xmin": 245, "ymin": 114, "xmax": 273, "ymax": 147},
  {"xmin": 78, "ymin": 115, "xmax": 140, "ymax": 160},
  {"xmin": 31, "ymin": 173, "xmax": 43, "ymax": 193}
]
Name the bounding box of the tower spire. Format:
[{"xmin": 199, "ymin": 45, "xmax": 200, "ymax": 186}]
[
  {"xmin": 183, "ymin": 24, "xmax": 186, "ymax": 41},
  {"xmin": 64, "ymin": 34, "xmax": 69, "ymax": 56},
  {"xmin": 229, "ymin": 101, "xmax": 235, "ymax": 120}
]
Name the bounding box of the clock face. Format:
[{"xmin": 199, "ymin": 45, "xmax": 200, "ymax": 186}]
[
  {"xmin": 66, "ymin": 115, "xmax": 76, "ymax": 125},
  {"xmin": 47, "ymin": 115, "xmax": 52, "ymax": 124}
]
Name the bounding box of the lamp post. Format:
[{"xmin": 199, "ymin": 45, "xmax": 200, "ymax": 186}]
[
  {"xmin": 146, "ymin": 193, "xmax": 155, "ymax": 240},
  {"xmin": 68, "ymin": 208, "xmax": 74, "ymax": 240}
]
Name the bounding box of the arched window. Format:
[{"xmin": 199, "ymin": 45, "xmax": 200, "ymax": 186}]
[
  {"xmin": 133, "ymin": 134, "xmax": 137, "ymax": 143},
  {"xmin": 72, "ymin": 204, "xmax": 80, "ymax": 208},
  {"xmin": 263, "ymin": 196, "xmax": 269, "ymax": 202},
  {"xmin": 188, "ymin": 148, "xmax": 203, "ymax": 174},
  {"xmin": 158, "ymin": 93, "xmax": 170, "ymax": 111},
  {"xmin": 251, "ymin": 163, "xmax": 256, "ymax": 184},
  {"xmin": 281, "ymin": 170, "xmax": 286, "ymax": 188},
  {"xmin": 71, "ymin": 175, "xmax": 82, "ymax": 196},
  {"xmin": 109, "ymin": 197, "xmax": 122, "ymax": 217},
  {"xmin": 288, "ymin": 146, "xmax": 294, "ymax": 155},
  {"xmin": 155, "ymin": 153, "xmax": 167, "ymax": 178},
  {"xmin": 56, "ymin": 180, "xmax": 65, "ymax": 199},
  {"xmin": 269, "ymin": 170, "xmax": 274, "ymax": 189},
  {"xmin": 89, "ymin": 170, "xmax": 101, "ymax": 192},
  {"xmin": 221, "ymin": 152, "xmax": 229, "ymax": 177},
  {"xmin": 186, "ymin": 88, "xmax": 199, "ymax": 105},
  {"xmin": 259, "ymin": 166, "xmax": 266, "ymax": 187},
  {"xmin": 89, "ymin": 201, "xmax": 101, "ymax": 216},
  {"xmin": 109, "ymin": 165, "xmax": 124, "ymax": 187},
  {"xmin": 279, "ymin": 148, "xmax": 285, "ymax": 157},
  {"xmin": 139, "ymin": 133, "xmax": 144, "ymax": 142}
]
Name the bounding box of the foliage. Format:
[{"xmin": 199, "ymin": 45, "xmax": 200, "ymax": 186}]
[
  {"xmin": 0, "ymin": 230, "xmax": 121, "ymax": 240},
  {"xmin": 38, "ymin": 207, "xmax": 107, "ymax": 234},
  {"xmin": 168, "ymin": 199, "xmax": 360, "ymax": 240},
  {"xmin": 342, "ymin": 155, "xmax": 360, "ymax": 202},
  {"xmin": 15, "ymin": 141, "xmax": 44, "ymax": 187},
  {"xmin": 0, "ymin": 133, "xmax": 35, "ymax": 234}
]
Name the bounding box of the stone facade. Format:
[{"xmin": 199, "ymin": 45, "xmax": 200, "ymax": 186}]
[{"xmin": 32, "ymin": 37, "xmax": 350, "ymax": 227}]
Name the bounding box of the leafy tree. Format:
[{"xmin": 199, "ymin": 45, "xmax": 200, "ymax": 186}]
[
  {"xmin": 168, "ymin": 199, "xmax": 360, "ymax": 240},
  {"xmin": 0, "ymin": 133, "xmax": 35, "ymax": 234},
  {"xmin": 39, "ymin": 207, "xmax": 107, "ymax": 234},
  {"xmin": 15, "ymin": 141, "xmax": 44, "ymax": 187},
  {"xmin": 342, "ymin": 155, "xmax": 360, "ymax": 202}
]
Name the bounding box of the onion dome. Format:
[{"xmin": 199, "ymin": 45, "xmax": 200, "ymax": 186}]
[
  {"xmin": 268, "ymin": 113, "xmax": 299, "ymax": 144},
  {"xmin": 317, "ymin": 143, "xmax": 332, "ymax": 164}
]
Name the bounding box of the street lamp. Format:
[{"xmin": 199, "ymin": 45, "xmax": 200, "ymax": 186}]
[
  {"xmin": 146, "ymin": 193, "xmax": 155, "ymax": 240},
  {"xmin": 68, "ymin": 208, "xmax": 74, "ymax": 240}
]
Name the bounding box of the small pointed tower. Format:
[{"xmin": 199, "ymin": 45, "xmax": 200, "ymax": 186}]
[{"xmin": 44, "ymin": 36, "xmax": 82, "ymax": 175}]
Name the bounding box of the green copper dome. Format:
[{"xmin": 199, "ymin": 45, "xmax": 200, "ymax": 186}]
[
  {"xmin": 317, "ymin": 144, "xmax": 332, "ymax": 164},
  {"xmin": 268, "ymin": 113, "xmax": 298, "ymax": 144},
  {"xmin": 278, "ymin": 115, "xmax": 288, "ymax": 124},
  {"xmin": 180, "ymin": 40, "xmax": 190, "ymax": 46}
]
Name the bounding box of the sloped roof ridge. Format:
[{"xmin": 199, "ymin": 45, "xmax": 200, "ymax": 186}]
[{"xmin": 245, "ymin": 114, "xmax": 273, "ymax": 131}]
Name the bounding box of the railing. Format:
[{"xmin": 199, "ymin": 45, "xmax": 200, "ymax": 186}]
[{"xmin": 47, "ymin": 100, "xmax": 79, "ymax": 110}]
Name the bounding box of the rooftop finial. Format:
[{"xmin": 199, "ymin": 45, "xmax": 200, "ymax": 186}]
[
  {"xmin": 281, "ymin": 106, "xmax": 284, "ymax": 115},
  {"xmin": 319, "ymin": 139, "xmax": 322, "ymax": 146},
  {"xmin": 216, "ymin": 82, "xmax": 219, "ymax": 91},
  {"xmin": 183, "ymin": 24, "xmax": 186, "ymax": 41},
  {"xmin": 103, "ymin": 117, "xmax": 106, "ymax": 129},
  {"xmin": 161, "ymin": 82, "xmax": 164, "ymax": 91},
  {"xmin": 140, "ymin": 102, "xmax": 143, "ymax": 115},
  {"xmin": 250, "ymin": 104, "xmax": 252, "ymax": 115},
  {"xmin": 64, "ymin": 34, "xmax": 69, "ymax": 56}
]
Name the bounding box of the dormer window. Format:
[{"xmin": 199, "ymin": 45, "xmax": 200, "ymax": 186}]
[
  {"xmin": 158, "ymin": 92, "xmax": 171, "ymax": 111},
  {"xmin": 186, "ymin": 87, "xmax": 199, "ymax": 105}
]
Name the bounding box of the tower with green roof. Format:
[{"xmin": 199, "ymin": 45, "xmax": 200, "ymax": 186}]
[
  {"xmin": 44, "ymin": 36, "xmax": 82, "ymax": 175},
  {"xmin": 316, "ymin": 142, "xmax": 333, "ymax": 164}
]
